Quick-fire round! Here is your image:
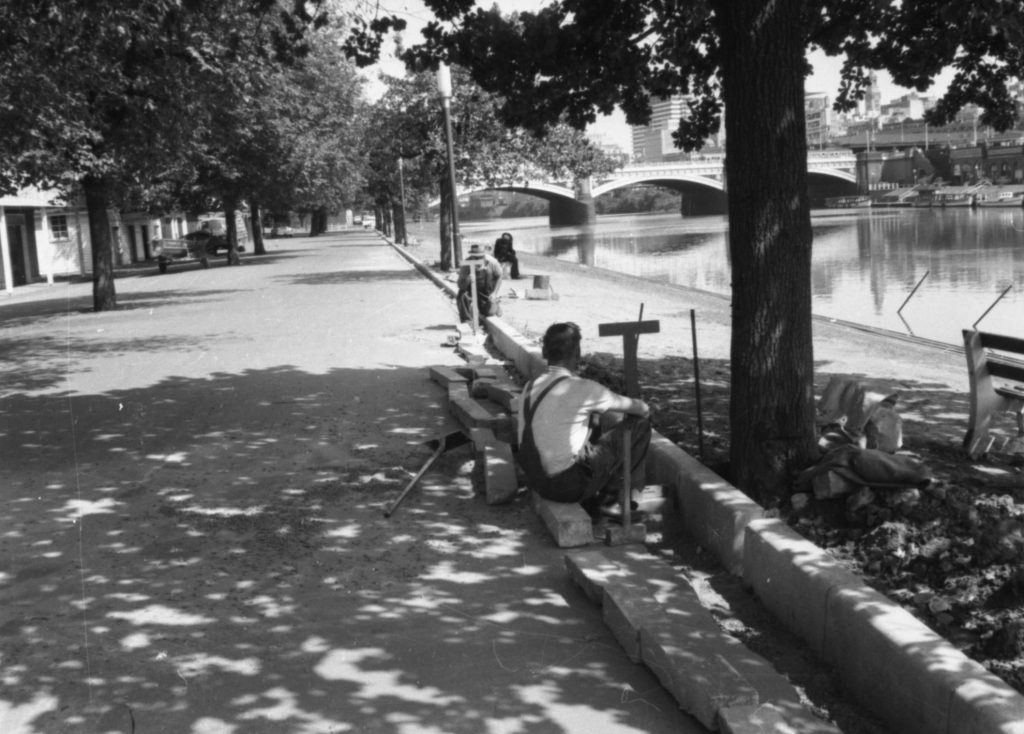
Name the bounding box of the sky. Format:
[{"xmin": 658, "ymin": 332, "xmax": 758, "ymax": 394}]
[{"xmin": 364, "ymin": 1, "xmax": 953, "ymax": 151}]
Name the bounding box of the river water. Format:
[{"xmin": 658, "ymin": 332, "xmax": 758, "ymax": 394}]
[{"xmin": 409, "ymin": 207, "xmax": 1024, "ymax": 346}]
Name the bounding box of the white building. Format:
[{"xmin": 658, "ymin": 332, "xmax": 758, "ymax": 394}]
[
  {"xmin": 0, "ymin": 186, "xmax": 237, "ymax": 293},
  {"xmin": 630, "ymin": 96, "xmax": 689, "ymax": 163}
]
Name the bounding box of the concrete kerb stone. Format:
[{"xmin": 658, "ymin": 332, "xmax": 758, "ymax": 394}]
[
  {"xmin": 742, "ymin": 519, "xmax": 854, "ymax": 659},
  {"xmin": 388, "ymin": 234, "xmax": 1024, "ymax": 734},
  {"xmin": 389, "ymin": 238, "xmax": 457, "ymax": 297},
  {"xmin": 825, "ymin": 584, "xmax": 1024, "ymax": 734},
  {"xmin": 646, "ymin": 434, "xmax": 765, "ymax": 577}
]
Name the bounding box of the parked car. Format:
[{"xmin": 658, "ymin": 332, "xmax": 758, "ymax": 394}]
[
  {"xmin": 152, "ymin": 235, "xmax": 212, "ymax": 273},
  {"xmin": 152, "ymin": 226, "xmax": 243, "ymax": 273}
]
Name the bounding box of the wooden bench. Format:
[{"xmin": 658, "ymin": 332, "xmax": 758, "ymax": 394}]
[{"xmin": 963, "ymin": 329, "xmax": 1024, "ymax": 459}]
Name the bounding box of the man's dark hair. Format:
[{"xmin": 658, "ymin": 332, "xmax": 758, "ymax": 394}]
[
  {"xmin": 542, "ymin": 322, "xmax": 581, "ymax": 362},
  {"xmin": 500, "ymin": 232, "xmax": 513, "ymax": 242}
]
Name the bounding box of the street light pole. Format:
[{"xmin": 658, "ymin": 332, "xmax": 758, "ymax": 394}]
[
  {"xmin": 436, "ymin": 63, "xmax": 462, "ymax": 268},
  {"xmin": 397, "ymin": 157, "xmax": 407, "ymax": 246}
]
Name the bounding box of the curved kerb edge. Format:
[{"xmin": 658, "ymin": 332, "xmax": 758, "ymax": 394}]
[{"xmin": 386, "ymin": 234, "xmax": 1024, "ymax": 734}]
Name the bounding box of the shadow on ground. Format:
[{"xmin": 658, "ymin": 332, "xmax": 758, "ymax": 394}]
[{"xmin": 1, "ymin": 362, "xmax": 687, "ymax": 733}]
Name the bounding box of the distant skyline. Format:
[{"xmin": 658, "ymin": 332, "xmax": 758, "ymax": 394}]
[{"xmin": 367, "ymin": 1, "xmax": 955, "ymax": 152}]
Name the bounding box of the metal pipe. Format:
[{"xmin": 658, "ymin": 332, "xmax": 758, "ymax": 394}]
[
  {"xmin": 690, "ymin": 309, "xmax": 705, "ymax": 461},
  {"xmin": 897, "ymin": 270, "xmax": 930, "ymax": 320},
  {"xmin": 973, "ymin": 284, "xmax": 1014, "ymax": 329}
]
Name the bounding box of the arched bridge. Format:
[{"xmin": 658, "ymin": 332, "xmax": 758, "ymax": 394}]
[{"xmin": 442, "ymin": 149, "xmax": 860, "ymax": 224}]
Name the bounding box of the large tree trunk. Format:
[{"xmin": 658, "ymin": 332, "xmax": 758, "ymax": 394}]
[
  {"xmin": 83, "ymin": 175, "xmax": 116, "ymax": 311},
  {"xmin": 716, "ymin": 0, "xmax": 818, "ymax": 504},
  {"xmin": 393, "ymin": 202, "xmax": 406, "ymax": 245},
  {"xmin": 223, "ymin": 197, "xmax": 241, "ymax": 265},
  {"xmin": 250, "ymin": 198, "xmax": 266, "ymax": 255},
  {"xmin": 438, "ymin": 179, "xmax": 454, "ymax": 271},
  {"xmin": 311, "ymin": 207, "xmax": 327, "ymax": 235},
  {"xmin": 393, "ymin": 192, "xmax": 407, "ymax": 246}
]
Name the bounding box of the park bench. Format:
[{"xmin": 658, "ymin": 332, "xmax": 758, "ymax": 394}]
[{"xmin": 963, "ymin": 329, "xmax": 1024, "ymax": 459}]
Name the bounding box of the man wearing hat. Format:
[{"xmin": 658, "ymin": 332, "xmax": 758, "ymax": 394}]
[{"xmin": 456, "ymin": 242, "xmax": 503, "ymax": 323}]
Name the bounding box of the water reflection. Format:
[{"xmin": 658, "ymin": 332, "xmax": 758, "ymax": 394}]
[{"xmin": 434, "ymin": 208, "xmax": 1024, "ymax": 345}]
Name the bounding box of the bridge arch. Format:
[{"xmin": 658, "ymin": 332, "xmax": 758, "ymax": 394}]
[
  {"xmin": 591, "ymin": 174, "xmax": 724, "ymax": 198},
  {"xmin": 428, "ymin": 182, "xmax": 589, "ymax": 226}
]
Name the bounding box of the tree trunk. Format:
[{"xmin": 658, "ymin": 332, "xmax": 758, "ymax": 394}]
[
  {"xmin": 224, "ymin": 197, "xmax": 241, "ymax": 265},
  {"xmin": 312, "ymin": 207, "xmax": 327, "ymax": 235},
  {"xmin": 381, "ymin": 202, "xmax": 393, "ymax": 237},
  {"xmin": 83, "ymin": 175, "xmax": 116, "ymax": 311},
  {"xmin": 439, "ymin": 179, "xmax": 453, "ymax": 271},
  {"xmin": 393, "ymin": 196, "xmax": 407, "ymax": 245},
  {"xmin": 250, "ymin": 198, "xmax": 266, "ymax": 255},
  {"xmin": 715, "ymin": 0, "xmax": 818, "ymax": 504}
]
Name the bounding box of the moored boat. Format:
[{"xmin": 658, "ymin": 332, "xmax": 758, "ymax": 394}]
[
  {"xmin": 824, "ymin": 195, "xmax": 872, "ymax": 209},
  {"xmin": 937, "ymin": 193, "xmax": 975, "ymax": 207},
  {"xmin": 976, "ymin": 191, "xmax": 1024, "ymax": 207}
]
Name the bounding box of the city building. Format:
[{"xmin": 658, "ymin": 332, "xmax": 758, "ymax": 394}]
[
  {"xmin": 629, "ymin": 95, "xmax": 726, "ymax": 162},
  {"xmin": 805, "ymin": 91, "xmax": 831, "ymax": 148},
  {"xmin": 630, "ymin": 95, "xmax": 689, "ymax": 163}
]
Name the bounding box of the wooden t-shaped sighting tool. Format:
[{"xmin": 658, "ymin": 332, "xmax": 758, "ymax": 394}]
[
  {"xmin": 598, "ymin": 307, "xmax": 660, "ymax": 545},
  {"xmin": 598, "ymin": 312, "xmax": 661, "ymax": 399}
]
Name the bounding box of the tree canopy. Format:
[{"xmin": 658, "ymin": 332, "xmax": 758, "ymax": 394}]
[
  {"xmin": 387, "ymin": 0, "xmax": 1023, "ymax": 502},
  {"xmin": 0, "ymin": 0, "xmax": 328, "ymax": 309},
  {"xmin": 362, "ymin": 65, "xmax": 620, "ymax": 268}
]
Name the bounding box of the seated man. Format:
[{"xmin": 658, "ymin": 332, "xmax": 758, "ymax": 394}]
[
  {"xmin": 456, "ymin": 243, "xmax": 503, "ymax": 323},
  {"xmin": 493, "ymin": 232, "xmax": 521, "ymax": 279},
  {"xmin": 517, "ymin": 322, "xmax": 651, "ymax": 517}
]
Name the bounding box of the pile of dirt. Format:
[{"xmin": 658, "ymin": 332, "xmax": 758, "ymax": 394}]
[{"xmin": 580, "ymin": 353, "xmax": 1024, "ymax": 695}]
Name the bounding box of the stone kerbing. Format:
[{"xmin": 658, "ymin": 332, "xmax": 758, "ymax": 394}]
[
  {"xmin": 481, "ymin": 308, "xmax": 1024, "ymax": 734},
  {"xmin": 390, "ymin": 238, "xmax": 1024, "ymax": 734}
]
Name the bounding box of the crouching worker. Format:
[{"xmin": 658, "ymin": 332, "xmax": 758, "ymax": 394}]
[
  {"xmin": 457, "ymin": 243, "xmax": 503, "ymax": 323},
  {"xmin": 517, "ymin": 322, "xmax": 651, "ymax": 519}
]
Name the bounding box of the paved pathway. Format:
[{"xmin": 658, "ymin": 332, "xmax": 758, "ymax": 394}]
[{"xmin": 0, "ymin": 231, "xmax": 703, "ymax": 734}]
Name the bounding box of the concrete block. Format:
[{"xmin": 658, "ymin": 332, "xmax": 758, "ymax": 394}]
[
  {"xmin": 491, "ymin": 414, "xmax": 518, "ymax": 448},
  {"xmin": 718, "ymin": 701, "xmax": 842, "ymax": 734},
  {"xmin": 604, "ymin": 523, "xmax": 647, "ymax": 546},
  {"xmin": 563, "ymin": 548, "xmax": 629, "ymax": 604},
  {"xmin": 484, "ymin": 318, "xmax": 546, "ymax": 381},
  {"xmin": 429, "ymin": 365, "xmax": 468, "ymax": 387},
  {"xmin": 449, "ymin": 394, "xmax": 501, "ymax": 431},
  {"xmin": 823, "ymin": 583, "xmax": 1024, "ymax": 734},
  {"xmin": 469, "ymin": 365, "xmax": 500, "ymax": 380},
  {"xmin": 640, "ymin": 617, "xmax": 758, "ymax": 729},
  {"xmin": 948, "ymin": 675, "xmax": 1024, "ymax": 734},
  {"xmin": 481, "ymin": 436, "xmax": 518, "ymax": 505},
  {"xmin": 532, "ymin": 492, "xmax": 593, "ymax": 548},
  {"xmin": 743, "ymin": 519, "xmax": 858, "ymax": 659},
  {"xmin": 646, "ymin": 434, "xmax": 765, "ymax": 575},
  {"xmin": 483, "ymin": 382, "xmax": 521, "ymax": 412},
  {"xmin": 448, "ymin": 382, "xmax": 469, "ymax": 402},
  {"xmin": 525, "ymin": 287, "xmax": 557, "ymax": 300},
  {"xmin": 470, "ymin": 377, "xmax": 498, "ymax": 399},
  {"xmin": 603, "ymin": 582, "xmax": 662, "ymax": 662},
  {"xmin": 458, "ymin": 341, "xmax": 490, "ymax": 364}
]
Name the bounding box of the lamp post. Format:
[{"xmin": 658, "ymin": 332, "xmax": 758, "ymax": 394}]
[
  {"xmin": 397, "ymin": 157, "xmax": 407, "ymax": 246},
  {"xmin": 436, "ymin": 63, "xmax": 462, "ymax": 268}
]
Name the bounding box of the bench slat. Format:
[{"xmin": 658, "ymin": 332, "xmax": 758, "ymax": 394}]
[
  {"xmin": 978, "ymin": 331, "xmax": 1024, "ymax": 355},
  {"xmin": 988, "ymin": 357, "xmax": 1024, "ymax": 385}
]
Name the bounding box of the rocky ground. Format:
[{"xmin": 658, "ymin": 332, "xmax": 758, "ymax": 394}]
[{"xmin": 578, "ymin": 352, "xmax": 1024, "ymax": 696}]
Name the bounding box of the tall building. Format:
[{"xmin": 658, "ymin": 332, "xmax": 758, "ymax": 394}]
[
  {"xmin": 805, "ymin": 92, "xmax": 831, "ymax": 148},
  {"xmin": 862, "ymin": 71, "xmax": 882, "ymax": 119},
  {"xmin": 630, "ymin": 96, "xmax": 689, "ymax": 163}
]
